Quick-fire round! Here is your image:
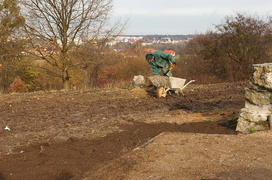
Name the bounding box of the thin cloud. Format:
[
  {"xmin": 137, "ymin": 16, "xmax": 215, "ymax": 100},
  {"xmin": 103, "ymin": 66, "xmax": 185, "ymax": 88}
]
[
  {"xmin": 115, "ymin": 8, "xmax": 233, "ymax": 17},
  {"xmin": 113, "ymin": 0, "xmax": 272, "ymax": 34}
]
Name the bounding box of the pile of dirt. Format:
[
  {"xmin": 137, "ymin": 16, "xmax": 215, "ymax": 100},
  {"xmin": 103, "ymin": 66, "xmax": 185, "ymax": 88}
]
[
  {"xmin": 0, "ymin": 81, "xmax": 251, "ymax": 180},
  {"xmin": 130, "ymin": 87, "xmax": 148, "ymax": 97}
]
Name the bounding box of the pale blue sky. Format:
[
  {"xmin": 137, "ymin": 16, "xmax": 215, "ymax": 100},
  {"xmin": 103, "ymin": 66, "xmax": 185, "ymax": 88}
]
[{"xmin": 112, "ymin": 0, "xmax": 272, "ymax": 35}]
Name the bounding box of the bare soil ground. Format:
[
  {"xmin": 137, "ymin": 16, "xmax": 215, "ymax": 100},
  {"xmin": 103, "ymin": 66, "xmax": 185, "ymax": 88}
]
[{"xmin": 1, "ymin": 81, "xmax": 272, "ymax": 180}]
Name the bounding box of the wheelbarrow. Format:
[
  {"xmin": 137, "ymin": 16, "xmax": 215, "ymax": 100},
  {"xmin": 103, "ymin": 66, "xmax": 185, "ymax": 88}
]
[{"xmin": 147, "ymin": 76, "xmax": 196, "ymax": 98}]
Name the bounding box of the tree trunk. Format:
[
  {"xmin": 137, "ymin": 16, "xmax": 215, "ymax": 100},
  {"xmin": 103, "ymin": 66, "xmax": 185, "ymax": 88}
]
[
  {"xmin": 63, "ymin": 79, "xmax": 70, "ymax": 91},
  {"xmin": 63, "ymin": 69, "xmax": 70, "ymax": 91}
]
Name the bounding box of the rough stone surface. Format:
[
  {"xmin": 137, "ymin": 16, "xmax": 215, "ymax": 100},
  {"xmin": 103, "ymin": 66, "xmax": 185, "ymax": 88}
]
[
  {"xmin": 244, "ymin": 88, "xmax": 272, "ymax": 106},
  {"xmin": 252, "ymin": 63, "xmax": 272, "ymax": 89},
  {"xmin": 236, "ymin": 107, "xmax": 270, "ymax": 133},
  {"xmin": 237, "ymin": 63, "xmax": 272, "ymax": 133}
]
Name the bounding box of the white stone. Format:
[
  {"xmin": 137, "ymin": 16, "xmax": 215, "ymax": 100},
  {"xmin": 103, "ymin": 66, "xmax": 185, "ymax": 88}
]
[{"xmin": 132, "ymin": 75, "xmax": 145, "ymax": 87}]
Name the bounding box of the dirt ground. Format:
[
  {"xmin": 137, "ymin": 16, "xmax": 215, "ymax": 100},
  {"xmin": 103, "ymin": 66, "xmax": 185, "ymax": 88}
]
[{"xmin": 1, "ymin": 81, "xmax": 272, "ymax": 180}]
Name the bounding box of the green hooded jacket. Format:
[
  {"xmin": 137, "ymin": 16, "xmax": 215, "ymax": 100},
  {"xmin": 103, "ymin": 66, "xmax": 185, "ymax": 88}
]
[{"xmin": 148, "ymin": 50, "xmax": 175, "ymax": 76}]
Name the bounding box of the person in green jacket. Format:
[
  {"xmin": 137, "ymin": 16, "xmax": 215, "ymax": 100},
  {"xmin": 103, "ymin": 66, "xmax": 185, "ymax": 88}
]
[{"xmin": 145, "ymin": 50, "xmax": 176, "ymax": 77}]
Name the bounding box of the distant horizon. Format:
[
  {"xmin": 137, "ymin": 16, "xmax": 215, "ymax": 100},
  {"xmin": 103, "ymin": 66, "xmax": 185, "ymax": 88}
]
[{"xmin": 118, "ymin": 34, "xmax": 194, "ymax": 37}]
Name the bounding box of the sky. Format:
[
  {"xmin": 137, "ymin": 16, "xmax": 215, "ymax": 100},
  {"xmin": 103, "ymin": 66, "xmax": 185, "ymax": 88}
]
[{"xmin": 112, "ymin": 0, "xmax": 272, "ymax": 35}]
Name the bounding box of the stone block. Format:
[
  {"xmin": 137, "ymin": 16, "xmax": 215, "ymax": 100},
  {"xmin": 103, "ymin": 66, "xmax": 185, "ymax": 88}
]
[
  {"xmin": 244, "ymin": 88, "xmax": 272, "ymax": 106},
  {"xmin": 236, "ymin": 107, "xmax": 270, "ymax": 133},
  {"xmin": 252, "ymin": 63, "xmax": 272, "ymax": 90},
  {"xmin": 239, "ymin": 107, "xmax": 270, "ymax": 122}
]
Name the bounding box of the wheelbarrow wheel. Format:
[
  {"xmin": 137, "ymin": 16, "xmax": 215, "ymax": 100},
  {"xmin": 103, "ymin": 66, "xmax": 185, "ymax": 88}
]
[{"xmin": 156, "ymin": 86, "xmax": 166, "ymax": 98}]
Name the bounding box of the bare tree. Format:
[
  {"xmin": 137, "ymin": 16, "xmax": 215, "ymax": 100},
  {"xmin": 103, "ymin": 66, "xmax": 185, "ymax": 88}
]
[
  {"xmin": 22, "ymin": 0, "xmax": 126, "ymax": 90},
  {"xmin": 182, "ymin": 13, "xmax": 272, "ymax": 83},
  {"xmin": 215, "ymin": 13, "xmax": 272, "ymax": 73},
  {"xmin": 211, "ymin": 13, "xmax": 272, "ymax": 81}
]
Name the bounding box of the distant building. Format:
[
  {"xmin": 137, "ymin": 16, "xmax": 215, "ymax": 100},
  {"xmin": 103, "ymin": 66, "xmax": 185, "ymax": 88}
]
[
  {"xmin": 144, "ymin": 49, "xmax": 175, "ymax": 56},
  {"xmin": 145, "ymin": 48, "xmax": 156, "ymax": 53},
  {"xmin": 130, "ymin": 39, "xmax": 136, "ymax": 43},
  {"xmin": 164, "ymin": 50, "xmax": 175, "ymax": 56}
]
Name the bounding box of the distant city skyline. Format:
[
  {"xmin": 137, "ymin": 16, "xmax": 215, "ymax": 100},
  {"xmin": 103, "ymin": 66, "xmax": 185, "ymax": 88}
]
[{"xmin": 112, "ymin": 0, "xmax": 272, "ymax": 35}]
